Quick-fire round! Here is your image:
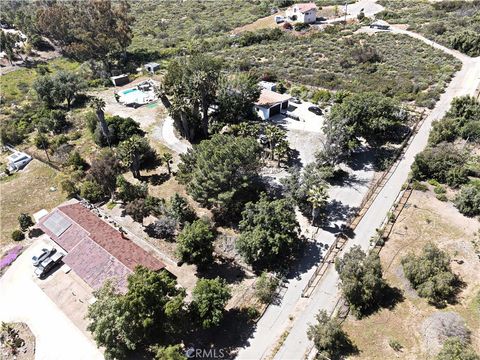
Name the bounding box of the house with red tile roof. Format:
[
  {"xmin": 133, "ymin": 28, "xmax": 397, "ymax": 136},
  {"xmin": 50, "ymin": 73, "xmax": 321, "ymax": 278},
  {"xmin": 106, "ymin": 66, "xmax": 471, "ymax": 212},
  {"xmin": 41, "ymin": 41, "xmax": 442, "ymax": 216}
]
[
  {"xmin": 286, "ymin": 3, "xmax": 317, "ymax": 24},
  {"xmin": 37, "ymin": 200, "xmax": 166, "ymax": 292},
  {"xmin": 254, "ymin": 89, "xmax": 291, "ymax": 120}
]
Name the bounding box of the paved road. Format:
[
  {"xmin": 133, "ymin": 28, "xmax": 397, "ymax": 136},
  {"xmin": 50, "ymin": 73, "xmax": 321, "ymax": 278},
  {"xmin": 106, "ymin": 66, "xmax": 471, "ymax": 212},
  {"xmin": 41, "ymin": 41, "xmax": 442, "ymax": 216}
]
[
  {"xmin": 274, "ymin": 33, "xmax": 480, "ymax": 360},
  {"xmin": 152, "ymin": 116, "xmax": 191, "ymax": 154},
  {"xmin": 0, "ymin": 239, "xmax": 103, "ymax": 360}
]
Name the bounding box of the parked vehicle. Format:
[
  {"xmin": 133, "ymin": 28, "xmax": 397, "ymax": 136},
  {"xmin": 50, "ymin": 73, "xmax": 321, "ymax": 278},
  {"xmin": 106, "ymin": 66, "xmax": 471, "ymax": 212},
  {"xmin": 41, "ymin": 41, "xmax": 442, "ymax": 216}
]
[
  {"xmin": 308, "ymin": 106, "xmax": 323, "ymax": 115},
  {"xmin": 34, "ymin": 252, "xmax": 64, "ymax": 279},
  {"xmin": 275, "ymin": 15, "xmax": 285, "ymax": 24},
  {"xmin": 291, "ymin": 97, "xmax": 301, "ymax": 104},
  {"xmin": 7, "ymin": 151, "xmax": 32, "ymax": 172},
  {"xmin": 32, "ymin": 248, "xmax": 57, "ymax": 267}
]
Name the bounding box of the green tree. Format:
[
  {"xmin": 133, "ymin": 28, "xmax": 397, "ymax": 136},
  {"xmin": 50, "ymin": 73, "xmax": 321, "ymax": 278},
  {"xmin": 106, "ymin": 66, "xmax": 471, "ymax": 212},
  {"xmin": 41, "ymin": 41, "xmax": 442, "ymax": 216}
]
[
  {"xmin": 88, "ymin": 150, "xmax": 123, "ymax": 199},
  {"xmin": 80, "ymin": 180, "xmax": 105, "ymax": 203},
  {"xmin": 152, "ymin": 344, "xmax": 187, "ymax": 360},
  {"xmin": 33, "ymin": 71, "xmax": 85, "ymax": 108},
  {"xmin": 87, "ymin": 267, "xmax": 186, "ymax": 360},
  {"xmin": 167, "ymin": 193, "xmax": 197, "ymax": 226},
  {"xmin": 236, "ymin": 195, "xmax": 301, "ymax": 270},
  {"xmin": 116, "ymin": 176, "xmax": 148, "ymax": 203},
  {"xmin": 117, "ymin": 135, "xmax": 155, "ymax": 179},
  {"xmin": 335, "ymin": 246, "xmax": 386, "ymax": 317},
  {"xmin": 163, "ymin": 152, "xmax": 173, "ymax": 175},
  {"xmin": 11, "ymin": 229, "xmax": 25, "ymax": 241},
  {"xmin": 307, "ymin": 310, "xmax": 355, "ymax": 360},
  {"xmin": 0, "ymin": 32, "xmax": 20, "ymax": 65},
  {"xmin": 177, "ymin": 134, "xmax": 261, "ymax": 215},
  {"xmin": 66, "ymin": 151, "xmax": 87, "ymax": 170},
  {"xmin": 89, "ymin": 97, "xmax": 110, "ymax": 146},
  {"xmin": 215, "ymin": 73, "xmax": 260, "ymax": 124},
  {"xmin": 191, "ymin": 277, "xmax": 231, "ymax": 329},
  {"xmin": 401, "ymin": 243, "xmax": 457, "ymax": 305},
  {"xmin": 18, "ymin": 213, "xmax": 34, "ymax": 232},
  {"xmin": 307, "ymin": 183, "xmax": 329, "ymax": 225},
  {"xmin": 176, "ymin": 219, "xmax": 215, "ymax": 268},
  {"xmin": 436, "ymin": 337, "xmax": 480, "ymax": 360}
]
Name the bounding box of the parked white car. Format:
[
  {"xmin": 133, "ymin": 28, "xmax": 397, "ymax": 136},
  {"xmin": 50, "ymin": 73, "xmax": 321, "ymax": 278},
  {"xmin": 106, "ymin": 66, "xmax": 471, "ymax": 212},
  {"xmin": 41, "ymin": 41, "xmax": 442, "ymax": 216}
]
[{"xmin": 7, "ymin": 151, "xmax": 32, "ymax": 172}]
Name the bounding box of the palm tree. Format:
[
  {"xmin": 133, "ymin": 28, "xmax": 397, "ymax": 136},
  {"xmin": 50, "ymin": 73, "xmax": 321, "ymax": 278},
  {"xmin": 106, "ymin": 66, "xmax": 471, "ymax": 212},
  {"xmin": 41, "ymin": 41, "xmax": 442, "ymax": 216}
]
[
  {"xmin": 89, "ymin": 97, "xmax": 110, "ymax": 147},
  {"xmin": 274, "ymin": 139, "xmax": 290, "ymax": 167},
  {"xmin": 307, "ymin": 184, "xmax": 329, "ymax": 225},
  {"xmin": 163, "ymin": 152, "xmax": 173, "ymax": 175}
]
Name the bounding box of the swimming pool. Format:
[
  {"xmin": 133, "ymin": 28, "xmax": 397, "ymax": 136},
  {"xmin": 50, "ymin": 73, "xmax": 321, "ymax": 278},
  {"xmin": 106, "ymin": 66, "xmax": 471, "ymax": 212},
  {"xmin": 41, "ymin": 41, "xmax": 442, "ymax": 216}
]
[{"xmin": 121, "ymin": 88, "xmax": 140, "ymax": 95}]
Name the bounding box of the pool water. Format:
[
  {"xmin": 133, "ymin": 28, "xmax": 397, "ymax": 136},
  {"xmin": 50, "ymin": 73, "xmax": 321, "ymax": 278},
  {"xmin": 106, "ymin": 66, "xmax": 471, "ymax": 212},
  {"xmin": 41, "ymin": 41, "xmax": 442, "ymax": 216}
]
[{"xmin": 121, "ymin": 88, "xmax": 140, "ymax": 95}]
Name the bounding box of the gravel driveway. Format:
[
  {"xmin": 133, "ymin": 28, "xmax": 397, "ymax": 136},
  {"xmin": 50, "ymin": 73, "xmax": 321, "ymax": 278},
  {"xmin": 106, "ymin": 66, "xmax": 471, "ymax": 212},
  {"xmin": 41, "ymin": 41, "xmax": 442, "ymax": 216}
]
[{"xmin": 0, "ymin": 237, "xmax": 103, "ymax": 360}]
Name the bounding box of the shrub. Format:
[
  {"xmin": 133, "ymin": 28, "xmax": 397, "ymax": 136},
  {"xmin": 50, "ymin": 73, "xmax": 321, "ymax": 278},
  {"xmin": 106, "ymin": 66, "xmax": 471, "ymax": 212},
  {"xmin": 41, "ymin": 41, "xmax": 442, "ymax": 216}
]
[
  {"xmin": 401, "ymin": 243, "xmax": 457, "ymax": 305},
  {"xmin": 66, "ymin": 151, "xmax": 87, "ymax": 170},
  {"xmin": 436, "ymin": 337, "xmax": 479, "ymax": 360},
  {"xmin": 33, "ymin": 133, "xmax": 50, "ymax": 149},
  {"xmin": 389, "ymin": 339, "xmax": 403, "ymax": 352},
  {"xmin": 167, "ymin": 194, "xmax": 196, "ymax": 226},
  {"xmin": 145, "ymin": 216, "xmax": 177, "ymax": 240},
  {"xmin": 18, "ymin": 213, "xmax": 34, "ymax": 231},
  {"xmin": 411, "ymin": 143, "xmax": 469, "ymax": 187},
  {"xmin": 254, "ymin": 272, "xmax": 280, "ymax": 304},
  {"xmin": 11, "ymin": 230, "xmax": 25, "ymax": 241},
  {"xmin": 454, "ymin": 184, "xmax": 480, "ymax": 217},
  {"xmin": 116, "ymin": 176, "xmax": 148, "ymax": 203}
]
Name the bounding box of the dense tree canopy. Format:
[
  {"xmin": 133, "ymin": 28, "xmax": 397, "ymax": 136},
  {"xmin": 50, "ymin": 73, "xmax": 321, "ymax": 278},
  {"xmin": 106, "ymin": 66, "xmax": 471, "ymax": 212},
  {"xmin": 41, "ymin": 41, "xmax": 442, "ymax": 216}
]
[
  {"xmin": 335, "ymin": 246, "xmax": 386, "ymax": 317},
  {"xmin": 177, "ymin": 134, "xmax": 261, "ymax": 216},
  {"xmin": 35, "ymin": 0, "xmax": 134, "ymax": 72},
  {"xmin": 324, "ymin": 92, "xmax": 407, "ymax": 154},
  {"xmin": 191, "ymin": 277, "xmax": 231, "ymax": 329},
  {"xmin": 236, "ymin": 194, "xmax": 301, "ymax": 270},
  {"xmin": 87, "ymin": 267, "xmax": 186, "ymax": 360},
  {"xmin": 87, "ymin": 150, "xmax": 123, "ymax": 198},
  {"xmin": 160, "ymin": 54, "xmax": 222, "ymax": 140},
  {"xmin": 401, "ymin": 243, "xmax": 457, "ymax": 305},
  {"xmin": 215, "ymin": 73, "xmax": 260, "ymax": 125},
  {"xmin": 33, "ymin": 71, "xmax": 86, "ymax": 108}
]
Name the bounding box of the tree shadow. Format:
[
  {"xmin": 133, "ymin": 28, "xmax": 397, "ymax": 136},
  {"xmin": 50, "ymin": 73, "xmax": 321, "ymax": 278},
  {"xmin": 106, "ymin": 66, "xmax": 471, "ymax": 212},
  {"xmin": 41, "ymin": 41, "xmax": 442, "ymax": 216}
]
[
  {"xmin": 184, "ymin": 308, "xmax": 257, "ymax": 359},
  {"xmin": 197, "ymin": 257, "xmax": 247, "ymax": 285},
  {"xmin": 344, "ymin": 146, "xmax": 377, "ymax": 172},
  {"xmin": 286, "ymin": 240, "xmax": 324, "ymax": 281},
  {"xmin": 356, "ymin": 284, "xmax": 405, "ymax": 318},
  {"xmin": 322, "ymin": 199, "xmax": 358, "ymax": 226},
  {"xmin": 141, "ymin": 173, "xmax": 170, "ymax": 186}
]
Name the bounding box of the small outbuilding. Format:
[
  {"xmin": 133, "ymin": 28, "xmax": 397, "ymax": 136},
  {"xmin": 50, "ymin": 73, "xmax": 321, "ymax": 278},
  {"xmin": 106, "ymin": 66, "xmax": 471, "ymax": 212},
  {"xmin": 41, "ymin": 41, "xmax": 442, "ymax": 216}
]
[
  {"xmin": 144, "ymin": 62, "xmax": 160, "ymax": 73},
  {"xmin": 255, "ymin": 89, "xmax": 291, "ymax": 120},
  {"xmin": 370, "ymin": 20, "xmax": 390, "ymax": 30},
  {"xmin": 110, "ymin": 74, "xmax": 130, "ymax": 87},
  {"xmin": 258, "ymin": 81, "xmax": 277, "ymax": 92},
  {"xmin": 285, "ymin": 3, "xmax": 317, "ymax": 24}
]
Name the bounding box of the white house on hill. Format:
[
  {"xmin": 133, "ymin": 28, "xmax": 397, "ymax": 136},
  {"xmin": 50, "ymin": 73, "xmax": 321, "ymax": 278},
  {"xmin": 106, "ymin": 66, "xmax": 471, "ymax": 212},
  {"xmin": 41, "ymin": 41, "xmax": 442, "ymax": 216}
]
[
  {"xmin": 286, "ymin": 3, "xmax": 317, "ymax": 24},
  {"xmin": 255, "ymin": 89, "xmax": 291, "ymax": 120}
]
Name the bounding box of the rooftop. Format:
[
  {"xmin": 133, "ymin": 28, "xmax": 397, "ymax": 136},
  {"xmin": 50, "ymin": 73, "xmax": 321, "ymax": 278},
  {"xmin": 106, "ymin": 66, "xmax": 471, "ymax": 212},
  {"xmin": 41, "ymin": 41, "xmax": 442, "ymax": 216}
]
[
  {"xmin": 38, "ymin": 201, "xmax": 165, "ymax": 292},
  {"xmin": 255, "ymin": 89, "xmax": 291, "ymax": 107},
  {"xmin": 290, "ymin": 3, "xmax": 317, "ymax": 13}
]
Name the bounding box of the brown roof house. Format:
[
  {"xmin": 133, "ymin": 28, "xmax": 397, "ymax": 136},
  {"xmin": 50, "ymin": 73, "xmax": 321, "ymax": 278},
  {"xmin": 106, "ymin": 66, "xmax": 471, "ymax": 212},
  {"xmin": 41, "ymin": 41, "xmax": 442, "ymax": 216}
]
[
  {"xmin": 254, "ymin": 89, "xmax": 291, "ymax": 120},
  {"xmin": 38, "ymin": 200, "xmax": 165, "ymax": 292}
]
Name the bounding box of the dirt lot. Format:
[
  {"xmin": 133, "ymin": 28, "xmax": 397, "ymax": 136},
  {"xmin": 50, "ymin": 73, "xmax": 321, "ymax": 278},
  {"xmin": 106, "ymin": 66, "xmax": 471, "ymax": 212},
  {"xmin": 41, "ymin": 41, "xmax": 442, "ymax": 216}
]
[
  {"xmin": 0, "ymin": 158, "xmax": 65, "ymax": 247},
  {"xmin": 342, "ymin": 190, "xmax": 480, "ymax": 359}
]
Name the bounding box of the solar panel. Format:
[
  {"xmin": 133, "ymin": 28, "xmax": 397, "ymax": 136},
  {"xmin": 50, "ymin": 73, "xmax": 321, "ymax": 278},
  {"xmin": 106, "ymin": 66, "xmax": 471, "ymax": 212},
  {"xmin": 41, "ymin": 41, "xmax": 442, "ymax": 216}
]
[{"xmin": 43, "ymin": 211, "xmax": 72, "ymax": 237}]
